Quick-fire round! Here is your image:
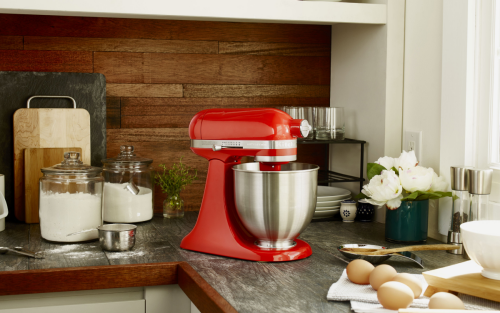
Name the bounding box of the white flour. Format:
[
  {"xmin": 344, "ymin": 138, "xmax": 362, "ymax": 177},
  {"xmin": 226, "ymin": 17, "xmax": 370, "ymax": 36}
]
[
  {"xmin": 39, "ymin": 192, "xmax": 101, "ymax": 242},
  {"xmin": 103, "ymin": 182, "xmax": 153, "ymax": 223}
]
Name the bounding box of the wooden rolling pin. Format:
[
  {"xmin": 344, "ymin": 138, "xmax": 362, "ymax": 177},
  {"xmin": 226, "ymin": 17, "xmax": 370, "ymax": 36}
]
[{"xmin": 341, "ymin": 244, "xmax": 459, "ymax": 255}]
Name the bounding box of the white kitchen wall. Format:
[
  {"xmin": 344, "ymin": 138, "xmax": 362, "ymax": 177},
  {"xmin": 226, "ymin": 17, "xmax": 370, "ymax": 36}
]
[{"xmin": 402, "ymin": 0, "xmax": 445, "ymax": 241}]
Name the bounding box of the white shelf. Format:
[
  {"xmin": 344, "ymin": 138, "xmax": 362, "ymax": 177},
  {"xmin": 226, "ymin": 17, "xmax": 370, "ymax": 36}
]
[{"xmin": 0, "ymin": 0, "xmax": 386, "ymax": 25}]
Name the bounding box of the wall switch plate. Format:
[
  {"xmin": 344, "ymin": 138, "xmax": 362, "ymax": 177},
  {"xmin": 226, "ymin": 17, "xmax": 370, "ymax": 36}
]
[{"xmin": 404, "ymin": 130, "xmax": 422, "ymax": 164}]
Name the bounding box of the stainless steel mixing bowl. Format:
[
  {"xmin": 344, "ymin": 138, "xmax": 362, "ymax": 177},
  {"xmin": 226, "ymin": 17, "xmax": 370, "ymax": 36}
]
[{"xmin": 233, "ymin": 162, "xmax": 319, "ymax": 250}]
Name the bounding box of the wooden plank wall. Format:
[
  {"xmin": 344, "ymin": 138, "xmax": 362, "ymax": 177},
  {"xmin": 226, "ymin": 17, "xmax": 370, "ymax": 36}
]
[{"xmin": 0, "ymin": 14, "xmax": 331, "ymax": 212}]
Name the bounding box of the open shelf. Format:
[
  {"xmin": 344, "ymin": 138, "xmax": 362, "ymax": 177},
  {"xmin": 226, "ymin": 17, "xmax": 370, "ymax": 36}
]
[
  {"xmin": 298, "ymin": 137, "xmax": 365, "ymax": 191},
  {"xmin": 0, "ymin": 1, "xmax": 387, "ymax": 25}
]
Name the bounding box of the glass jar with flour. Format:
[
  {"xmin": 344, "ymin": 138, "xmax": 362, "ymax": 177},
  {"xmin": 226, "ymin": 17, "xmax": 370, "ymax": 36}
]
[
  {"xmin": 101, "ymin": 145, "xmax": 154, "ymax": 223},
  {"xmin": 39, "ymin": 152, "xmax": 103, "ymax": 242}
]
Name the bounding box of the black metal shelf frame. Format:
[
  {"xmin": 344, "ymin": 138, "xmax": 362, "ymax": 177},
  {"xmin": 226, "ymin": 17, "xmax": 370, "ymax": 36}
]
[{"xmin": 298, "ymin": 138, "xmax": 366, "ymax": 191}]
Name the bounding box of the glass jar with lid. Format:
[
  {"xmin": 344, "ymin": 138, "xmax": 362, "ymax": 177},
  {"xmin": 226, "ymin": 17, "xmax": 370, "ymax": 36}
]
[
  {"xmin": 101, "ymin": 145, "xmax": 154, "ymax": 223},
  {"xmin": 39, "ymin": 151, "xmax": 103, "ymax": 242}
]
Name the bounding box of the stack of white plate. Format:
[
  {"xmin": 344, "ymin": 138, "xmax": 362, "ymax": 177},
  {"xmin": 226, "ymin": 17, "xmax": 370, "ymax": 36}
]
[{"xmin": 313, "ymin": 186, "xmax": 352, "ymax": 219}]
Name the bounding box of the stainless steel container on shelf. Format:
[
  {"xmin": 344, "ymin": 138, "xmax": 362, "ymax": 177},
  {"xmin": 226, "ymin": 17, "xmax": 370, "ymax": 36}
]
[{"xmin": 233, "ymin": 162, "xmax": 319, "ymax": 250}]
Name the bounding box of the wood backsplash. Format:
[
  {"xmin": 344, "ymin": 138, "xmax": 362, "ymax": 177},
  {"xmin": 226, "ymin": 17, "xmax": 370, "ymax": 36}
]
[{"xmin": 0, "ymin": 14, "xmax": 331, "ymax": 212}]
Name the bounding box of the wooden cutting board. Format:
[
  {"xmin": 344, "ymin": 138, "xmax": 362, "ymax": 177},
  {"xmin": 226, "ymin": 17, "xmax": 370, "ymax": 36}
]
[
  {"xmin": 423, "ymin": 260, "xmax": 500, "ymax": 302},
  {"xmin": 24, "ymin": 147, "xmax": 83, "ymax": 224},
  {"xmin": 14, "ymin": 102, "xmax": 91, "ymax": 222}
]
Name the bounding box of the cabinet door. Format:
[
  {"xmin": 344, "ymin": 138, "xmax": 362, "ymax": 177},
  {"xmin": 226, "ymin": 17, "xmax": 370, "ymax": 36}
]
[{"xmin": 0, "ymin": 299, "xmax": 145, "ymax": 313}]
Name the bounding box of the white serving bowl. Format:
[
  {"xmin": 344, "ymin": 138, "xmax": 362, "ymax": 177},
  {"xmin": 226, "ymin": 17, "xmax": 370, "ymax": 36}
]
[{"xmin": 461, "ymin": 221, "xmax": 500, "ymax": 280}]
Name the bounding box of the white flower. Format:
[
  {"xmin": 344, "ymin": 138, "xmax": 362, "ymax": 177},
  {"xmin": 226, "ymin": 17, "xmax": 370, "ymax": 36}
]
[
  {"xmin": 361, "ymin": 170, "xmax": 403, "ymax": 209},
  {"xmin": 399, "ymin": 166, "xmax": 434, "ymax": 192},
  {"xmin": 394, "ymin": 150, "xmax": 418, "ymax": 171},
  {"xmin": 430, "ymin": 173, "xmax": 448, "ymax": 192},
  {"xmin": 375, "ymin": 156, "xmax": 395, "ymax": 170}
]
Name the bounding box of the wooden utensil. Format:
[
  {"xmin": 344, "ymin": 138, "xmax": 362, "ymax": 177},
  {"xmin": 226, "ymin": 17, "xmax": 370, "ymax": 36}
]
[
  {"xmin": 14, "ymin": 96, "xmax": 91, "ymax": 222},
  {"xmin": 423, "ymin": 260, "xmax": 500, "ymax": 303},
  {"xmin": 340, "ymin": 244, "xmax": 458, "ymax": 255},
  {"xmin": 24, "ymin": 147, "xmax": 83, "ymax": 223}
]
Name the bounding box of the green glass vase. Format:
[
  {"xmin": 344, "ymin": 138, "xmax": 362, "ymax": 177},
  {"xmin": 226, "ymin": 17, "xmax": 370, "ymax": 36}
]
[{"xmin": 385, "ymin": 199, "xmax": 429, "ymax": 244}]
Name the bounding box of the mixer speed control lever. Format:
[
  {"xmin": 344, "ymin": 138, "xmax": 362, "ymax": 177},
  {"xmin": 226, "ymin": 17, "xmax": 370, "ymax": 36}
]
[{"xmin": 212, "ymin": 145, "xmax": 222, "ymax": 151}]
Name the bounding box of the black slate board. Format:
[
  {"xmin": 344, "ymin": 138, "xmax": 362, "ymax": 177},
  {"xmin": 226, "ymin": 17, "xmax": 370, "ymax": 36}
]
[{"xmin": 0, "ymin": 72, "xmax": 106, "ymax": 221}]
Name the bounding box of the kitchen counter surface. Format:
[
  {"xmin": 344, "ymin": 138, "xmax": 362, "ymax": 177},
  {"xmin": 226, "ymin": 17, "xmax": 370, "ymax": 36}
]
[{"xmin": 0, "ymin": 213, "xmax": 464, "ymax": 312}]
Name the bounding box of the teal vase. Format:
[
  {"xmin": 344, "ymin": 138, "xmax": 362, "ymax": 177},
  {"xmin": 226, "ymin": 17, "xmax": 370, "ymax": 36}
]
[{"xmin": 385, "ymin": 200, "xmax": 429, "ymax": 244}]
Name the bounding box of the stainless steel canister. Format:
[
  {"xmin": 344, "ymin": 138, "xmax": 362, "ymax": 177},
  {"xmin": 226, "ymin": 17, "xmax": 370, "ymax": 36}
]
[{"xmin": 233, "ymin": 162, "xmax": 319, "ymax": 250}]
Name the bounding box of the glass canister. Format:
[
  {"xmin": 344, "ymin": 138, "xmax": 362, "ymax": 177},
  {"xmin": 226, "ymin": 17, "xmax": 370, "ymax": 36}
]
[
  {"xmin": 101, "ymin": 145, "xmax": 154, "ymax": 223},
  {"xmin": 39, "ymin": 152, "xmax": 103, "ymax": 242}
]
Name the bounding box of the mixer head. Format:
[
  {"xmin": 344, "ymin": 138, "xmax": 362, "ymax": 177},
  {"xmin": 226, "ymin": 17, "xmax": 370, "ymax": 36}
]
[{"xmin": 189, "ymin": 108, "xmax": 311, "ymax": 169}]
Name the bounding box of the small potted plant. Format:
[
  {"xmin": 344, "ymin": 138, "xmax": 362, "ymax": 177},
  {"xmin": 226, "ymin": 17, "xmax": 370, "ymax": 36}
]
[
  {"xmin": 357, "ymin": 150, "xmax": 452, "ymax": 243},
  {"xmin": 155, "ymin": 158, "xmax": 197, "ymax": 218}
]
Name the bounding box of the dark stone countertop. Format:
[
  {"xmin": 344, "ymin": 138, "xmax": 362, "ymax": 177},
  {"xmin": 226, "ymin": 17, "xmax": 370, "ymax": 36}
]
[{"xmin": 0, "ymin": 213, "xmax": 464, "ymax": 312}]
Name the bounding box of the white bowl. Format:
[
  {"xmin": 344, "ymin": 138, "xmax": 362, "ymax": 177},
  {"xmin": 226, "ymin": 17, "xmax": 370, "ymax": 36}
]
[
  {"xmin": 315, "ymin": 205, "xmax": 340, "ymax": 211},
  {"xmin": 317, "ymin": 186, "xmax": 351, "ymax": 201},
  {"xmin": 461, "ymin": 221, "xmax": 500, "ymax": 280},
  {"xmin": 316, "ymin": 198, "xmax": 345, "ymax": 207},
  {"xmin": 313, "ymin": 208, "xmax": 339, "ymax": 219}
]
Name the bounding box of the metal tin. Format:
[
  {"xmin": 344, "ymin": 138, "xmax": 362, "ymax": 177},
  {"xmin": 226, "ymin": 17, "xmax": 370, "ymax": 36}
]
[
  {"xmin": 98, "ymin": 224, "xmax": 137, "ymax": 252},
  {"xmin": 450, "ymin": 166, "xmax": 471, "ymax": 191},
  {"xmin": 468, "ymin": 168, "xmax": 493, "ymax": 195},
  {"xmin": 233, "ymin": 162, "xmax": 318, "ymax": 250}
]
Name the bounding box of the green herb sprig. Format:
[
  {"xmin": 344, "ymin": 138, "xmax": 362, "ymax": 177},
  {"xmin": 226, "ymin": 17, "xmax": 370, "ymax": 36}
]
[{"xmin": 155, "ymin": 157, "xmax": 197, "ymax": 197}]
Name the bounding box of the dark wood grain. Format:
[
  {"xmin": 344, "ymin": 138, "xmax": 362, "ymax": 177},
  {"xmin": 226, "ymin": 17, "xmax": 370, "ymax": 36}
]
[
  {"xmin": 106, "ymin": 97, "xmax": 121, "ymax": 129},
  {"xmin": 25, "ymin": 36, "xmax": 218, "ymax": 54},
  {"xmin": 184, "ymin": 84, "xmax": 330, "ymax": 98},
  {"xmin": 179, "ymin": 262, "xmax": 238, "ymax": 313},
  {"xmin": 0, "ymin": 50, "xmax": 93, "ymax": 72},
  {"xmin": 0, "ymin": 36, "xmax": 22, "ymax": 50},
  {"xmin": 95, "ymin": 52, "xmax": 330, "ymax": 85},
  {"xmin": 0, "ymin": 14, "xmax": 331, "ymax": 44},
  {"xmin": 219, "ymin": 41, "xmax": 331, "ymax": 56},
  {"xmin": 0, "ymin": 262, "xmax": 179, "ymax": 296},
  {"xmin": 107, "ymin": 83, "xmax": 183, "ymax": 97},
  {"xmin": 121, "ymin": 97, "xmax": 330, "ymax": 116}
]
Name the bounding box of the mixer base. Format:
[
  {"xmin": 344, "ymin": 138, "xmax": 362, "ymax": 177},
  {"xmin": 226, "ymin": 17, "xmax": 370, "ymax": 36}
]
[{"xmin": 255, "ymin": 240, "xmax": 297, "ymax": 250}]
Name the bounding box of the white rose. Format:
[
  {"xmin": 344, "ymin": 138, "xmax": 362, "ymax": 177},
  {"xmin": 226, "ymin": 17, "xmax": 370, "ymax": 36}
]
[
  {"xmin": 375, "ymin": 156, "xmax": 395, "ymax": 170},
  {"xmin": 361, "ymin": 170, "xmax": 403, "ymax": 209},
  {"xmin": 394, "ymin": 150, "xmax": 418, "ymax": 170},
  {"xmin": 430, "ymin": 173, "xmax": 448, "ymax": 192},
  {"xmin": 399, "ymin": 166, "xmax": 434, "ymax": 192}
]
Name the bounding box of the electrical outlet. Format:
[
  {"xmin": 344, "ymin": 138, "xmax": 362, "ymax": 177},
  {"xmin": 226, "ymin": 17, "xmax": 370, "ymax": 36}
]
[{"xmin": 404, "ymin": 131, "xmax": 422, "ymax": 164}]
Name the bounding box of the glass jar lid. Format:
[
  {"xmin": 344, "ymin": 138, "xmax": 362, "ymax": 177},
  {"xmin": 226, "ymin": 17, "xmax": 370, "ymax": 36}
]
[
  {"xmin": 41, "ymin": 151, "xmax": 102, "ymax": 175},
  {"xmin": 101, "ymin": 145, "xmax": 153, "ymax": 166}
]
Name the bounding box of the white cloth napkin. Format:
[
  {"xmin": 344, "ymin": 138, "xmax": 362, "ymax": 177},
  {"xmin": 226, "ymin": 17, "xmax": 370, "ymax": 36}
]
[{"xmin": 327, "ymin": 269, "xmax": 500, "ymax": 312}]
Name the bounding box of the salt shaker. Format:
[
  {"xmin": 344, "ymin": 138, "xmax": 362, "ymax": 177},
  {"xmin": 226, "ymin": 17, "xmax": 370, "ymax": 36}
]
[
  {"xmin": 340, "ymin": 200, "xmax": 357, "ymax": 222},
  {"xmin": 447, "ymin": 166, "xmax": 470, "ymax": 255}
]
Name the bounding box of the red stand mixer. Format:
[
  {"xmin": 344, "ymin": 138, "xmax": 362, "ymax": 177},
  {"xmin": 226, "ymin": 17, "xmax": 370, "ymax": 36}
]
[{"xmin": 180, "ymin": 108, "xmax": 319, "ymax": 262}]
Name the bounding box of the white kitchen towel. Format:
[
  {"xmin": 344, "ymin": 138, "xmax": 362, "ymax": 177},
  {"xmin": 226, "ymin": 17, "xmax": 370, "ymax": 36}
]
[
  {"xmin": 328, "ymin": 269, "xmax": 500, "ymax": 311},
  {"xmin": 327, "ymin": 269, "xmax": 430, "ymax": 308}
]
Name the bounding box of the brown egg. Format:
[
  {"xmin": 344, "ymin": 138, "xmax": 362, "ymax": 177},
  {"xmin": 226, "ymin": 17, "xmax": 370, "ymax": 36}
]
[
  {"xmin": 346, "ymin": 259, "xmax": 375, "ymax": 285},
  {"xmin": 369, "ymin": 264, "xmax": 397, "ymax": 290},
  {"xmin": 429, "ymin": 292, "xmax": 465, "ymax": 310},
  {"xmin": 392, "ymin": 273, "xmax": 423, "ymax": 298},
  {"xmin": 377, "ymin": 281, "xmax": 414, "ymax": 310}
]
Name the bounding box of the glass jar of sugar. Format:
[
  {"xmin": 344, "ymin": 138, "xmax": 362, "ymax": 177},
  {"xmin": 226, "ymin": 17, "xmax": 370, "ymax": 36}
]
[
  {"xmin": 101, "ymin": 145, "xmax": 154, "ymax": 223},
  {"xmin": 39, "ymin": 151, "xmax": 103, "ymax": 242}
]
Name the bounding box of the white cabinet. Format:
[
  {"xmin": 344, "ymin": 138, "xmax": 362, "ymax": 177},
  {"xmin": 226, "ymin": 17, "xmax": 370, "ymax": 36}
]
[
  {"xmin": 0, "ymin": 0, "xmax": 386, "ymax": 25},
  {"xmin": 0, "ymin": 285, "xmax": 196, "ymax": 313}
]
